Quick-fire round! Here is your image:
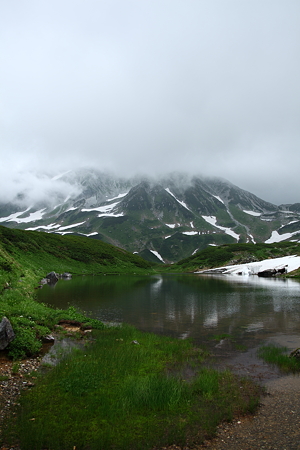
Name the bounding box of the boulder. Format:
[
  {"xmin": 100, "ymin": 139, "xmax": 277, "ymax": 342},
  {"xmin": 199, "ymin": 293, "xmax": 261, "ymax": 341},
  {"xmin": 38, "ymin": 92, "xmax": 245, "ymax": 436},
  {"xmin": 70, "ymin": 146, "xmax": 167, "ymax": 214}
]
[
  {"xmin": 42, "ymin": 334, "xmax": 55, "ymax": 343},
  {"xmin": 61, "ymin": 272, "xmax": 72, "ymax": 279},
  {"xmin": 257, "ymin": 269, "xmax": 277, "ymax": 277},
  {"xmin": 46, "ymin": 271, "xmax": 59, "ymax": 284},
  {"xmin": 0, "ymin": 316, "xmax": 15, "ymax": 350}
]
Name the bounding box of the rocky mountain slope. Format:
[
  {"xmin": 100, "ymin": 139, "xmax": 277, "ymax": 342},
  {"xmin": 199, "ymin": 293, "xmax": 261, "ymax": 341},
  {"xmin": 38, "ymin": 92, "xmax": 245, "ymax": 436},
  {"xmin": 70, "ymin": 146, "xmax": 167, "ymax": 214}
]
[{"xmin": 1, "ymin": 170, "xmax": 300, "ymax": 263}]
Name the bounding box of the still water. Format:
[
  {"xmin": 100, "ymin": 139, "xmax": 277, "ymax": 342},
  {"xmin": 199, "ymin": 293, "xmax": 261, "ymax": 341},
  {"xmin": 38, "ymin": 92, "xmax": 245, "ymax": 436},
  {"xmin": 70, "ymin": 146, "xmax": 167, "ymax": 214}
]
[{"xmin": 38, "ymin": 273, "xmax": 300, "ymax": 349}]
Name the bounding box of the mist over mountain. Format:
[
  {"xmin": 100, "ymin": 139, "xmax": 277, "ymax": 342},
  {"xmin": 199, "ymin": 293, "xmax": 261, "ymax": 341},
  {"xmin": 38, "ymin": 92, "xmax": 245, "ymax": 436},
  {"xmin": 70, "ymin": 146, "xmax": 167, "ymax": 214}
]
[{"xmin": 1, "ymin": 169, "xmax": 300, "ymax": 264}]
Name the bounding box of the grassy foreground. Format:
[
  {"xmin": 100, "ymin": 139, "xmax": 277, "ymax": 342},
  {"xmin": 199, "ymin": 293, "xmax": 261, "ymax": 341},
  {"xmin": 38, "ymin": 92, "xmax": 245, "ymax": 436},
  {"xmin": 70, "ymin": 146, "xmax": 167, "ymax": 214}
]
[{"xmin": 3, "ymin": 325, "xmax": 261, "ymax": 450}]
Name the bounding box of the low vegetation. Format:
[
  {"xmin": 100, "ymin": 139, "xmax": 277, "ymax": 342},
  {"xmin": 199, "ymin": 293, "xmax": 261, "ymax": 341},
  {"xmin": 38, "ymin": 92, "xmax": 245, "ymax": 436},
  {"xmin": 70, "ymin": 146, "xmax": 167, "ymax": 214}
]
[
  {"xmin": 258, "ymin": 345, "xmax": 300, "ymax": 372},
  {"xmin": 2, "ymin": 325, "xmax": 262, "ymax": 450}
]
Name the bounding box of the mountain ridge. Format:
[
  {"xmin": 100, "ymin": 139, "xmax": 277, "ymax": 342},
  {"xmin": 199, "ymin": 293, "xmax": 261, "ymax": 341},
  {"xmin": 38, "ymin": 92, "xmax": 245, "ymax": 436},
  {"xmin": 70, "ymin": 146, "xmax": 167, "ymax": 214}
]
[{"xmin": 1, "ymin": 170, "xmax": 299, "ymax": 263}]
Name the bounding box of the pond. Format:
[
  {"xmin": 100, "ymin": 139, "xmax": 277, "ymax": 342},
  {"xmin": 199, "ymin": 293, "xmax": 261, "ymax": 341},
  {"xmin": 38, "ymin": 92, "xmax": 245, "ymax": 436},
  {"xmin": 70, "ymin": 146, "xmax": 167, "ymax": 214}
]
[{"xmin": 38, "ymin": 273, "xmax": 300, "ymax": 352}]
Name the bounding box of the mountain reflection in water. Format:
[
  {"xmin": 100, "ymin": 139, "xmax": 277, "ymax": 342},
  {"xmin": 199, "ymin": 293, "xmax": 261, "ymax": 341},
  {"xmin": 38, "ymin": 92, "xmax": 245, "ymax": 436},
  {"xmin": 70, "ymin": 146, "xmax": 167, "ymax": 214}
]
[{"xmin": 38, "ymin": 273, "xmax": 300, "ymax": 347}]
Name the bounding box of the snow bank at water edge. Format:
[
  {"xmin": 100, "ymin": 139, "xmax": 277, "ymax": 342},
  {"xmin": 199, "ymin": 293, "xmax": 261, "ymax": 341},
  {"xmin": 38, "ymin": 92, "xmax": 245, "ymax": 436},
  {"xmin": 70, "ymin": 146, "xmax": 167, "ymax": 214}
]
[{"xmin": 196, "ymin": 255, "xmax": 300, "ymax": 276}]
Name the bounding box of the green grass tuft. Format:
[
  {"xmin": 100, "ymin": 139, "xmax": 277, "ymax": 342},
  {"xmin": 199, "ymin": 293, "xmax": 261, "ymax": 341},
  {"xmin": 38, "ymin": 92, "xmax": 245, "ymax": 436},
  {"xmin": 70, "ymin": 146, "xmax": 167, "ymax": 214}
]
[{"xmin": 258, "ymin": 345, "xmax": 300, "ymax": 372}]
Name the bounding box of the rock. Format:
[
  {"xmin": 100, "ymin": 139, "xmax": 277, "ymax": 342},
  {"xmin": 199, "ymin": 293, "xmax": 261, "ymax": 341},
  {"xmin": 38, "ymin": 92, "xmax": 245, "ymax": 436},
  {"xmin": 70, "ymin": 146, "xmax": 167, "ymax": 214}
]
[
  {"xmin": 61, "ymin": 272, "xmax": 72, "ymax": 279},
  {"xmin": 257, "ymin": 269, "xmax": 277, "ymax": 277},
  {"xmin": 46, "ymin": 271, "xmax": 59, "ymax": 284},
  {"xmin": 42, "ymin": 334, "xmax": 55, "ymax": 343},
  {"xmin": 257, "ymin": 266, "xmax": 287, "ymax": 277},
  {"xmin": 131, "ymin": 340, "xmax": 140, "ymax": 345},
  {"xmin": 0, "ymin": 317, "xmax": 15, "ymax": 350},
  {"xmin": 290, "ymin": 348, "xmax": 300, "ymax": 359}
]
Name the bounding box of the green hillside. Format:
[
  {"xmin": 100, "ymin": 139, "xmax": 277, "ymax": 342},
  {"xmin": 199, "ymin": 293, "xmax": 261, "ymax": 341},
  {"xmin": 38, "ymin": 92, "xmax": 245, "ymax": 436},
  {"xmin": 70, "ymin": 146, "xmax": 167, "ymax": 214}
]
[{"xmin": 0, "ymin": 226, "xmax": 156, "ymax": 358}]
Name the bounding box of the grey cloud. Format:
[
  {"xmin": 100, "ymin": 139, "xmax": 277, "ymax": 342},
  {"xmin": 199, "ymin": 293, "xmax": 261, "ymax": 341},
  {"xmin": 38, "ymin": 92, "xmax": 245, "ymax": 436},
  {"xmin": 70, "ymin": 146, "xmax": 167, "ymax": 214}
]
[{"xmin": 1, "ymin": 0, "xmax": 300, "ymax": 205}]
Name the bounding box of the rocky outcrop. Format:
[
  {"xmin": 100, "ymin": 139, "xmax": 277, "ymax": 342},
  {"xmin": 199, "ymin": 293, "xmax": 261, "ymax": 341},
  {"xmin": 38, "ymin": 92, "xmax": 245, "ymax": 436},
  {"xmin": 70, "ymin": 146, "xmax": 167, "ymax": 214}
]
[
  {"xmin": 257, "ymin": 267, "xmax": 287, "ymax": 277},
  {"xmin": 0, "ymin": 317, "xmax": 15, "ymax": 350},
  {"xmin": 40, "ymin": 272, "xmax": 72, "ymax": 286}
]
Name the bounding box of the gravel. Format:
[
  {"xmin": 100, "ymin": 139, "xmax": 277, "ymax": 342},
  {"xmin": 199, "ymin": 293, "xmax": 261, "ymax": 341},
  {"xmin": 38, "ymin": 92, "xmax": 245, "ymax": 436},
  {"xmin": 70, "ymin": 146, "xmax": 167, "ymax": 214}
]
[{"xmin": 0, "ymin": 354, "xmax": 42, "ymax": 448}]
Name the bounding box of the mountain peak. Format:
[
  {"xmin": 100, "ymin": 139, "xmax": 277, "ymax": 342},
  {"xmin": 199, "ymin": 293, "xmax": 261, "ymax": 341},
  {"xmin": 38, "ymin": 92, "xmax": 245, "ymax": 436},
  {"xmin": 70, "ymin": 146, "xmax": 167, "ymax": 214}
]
[{"xmin": 1, "ymin": 170, "xmax": 299, "ymax": 263}]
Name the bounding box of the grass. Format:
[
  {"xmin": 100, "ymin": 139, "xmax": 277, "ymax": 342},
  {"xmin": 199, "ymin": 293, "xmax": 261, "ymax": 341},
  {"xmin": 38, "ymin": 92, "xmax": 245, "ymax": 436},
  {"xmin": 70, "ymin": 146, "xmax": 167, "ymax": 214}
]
[
  {"xmin": 2, "ymin": 325, "xmax": 262, "ymax": 450},
  {"xmin": 211, "ymin": 333, "xmax": 234, "ymax": 341},
  {"xmin": 258, "ymin": 345, "xmax": 300, "ymax": 372}
]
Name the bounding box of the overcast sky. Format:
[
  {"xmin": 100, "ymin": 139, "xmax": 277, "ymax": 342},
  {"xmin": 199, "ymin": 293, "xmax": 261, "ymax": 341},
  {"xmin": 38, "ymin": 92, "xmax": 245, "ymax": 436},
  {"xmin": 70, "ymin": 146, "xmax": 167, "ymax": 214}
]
[{"xmin": 1, "ymin": 0, "xmax": 300, "ymax": 205}]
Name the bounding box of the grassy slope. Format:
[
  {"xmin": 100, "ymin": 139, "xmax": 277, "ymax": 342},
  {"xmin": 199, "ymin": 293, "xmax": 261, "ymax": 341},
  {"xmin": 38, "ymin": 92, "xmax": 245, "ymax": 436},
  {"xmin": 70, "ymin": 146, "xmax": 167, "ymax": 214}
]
[
  {"xmin": 165, "ymin": 241, "xmax": 300, "ymax": 273},
  {"xmin": 0, "ymin": 225, "xmax": 157, "ymax": 358}
]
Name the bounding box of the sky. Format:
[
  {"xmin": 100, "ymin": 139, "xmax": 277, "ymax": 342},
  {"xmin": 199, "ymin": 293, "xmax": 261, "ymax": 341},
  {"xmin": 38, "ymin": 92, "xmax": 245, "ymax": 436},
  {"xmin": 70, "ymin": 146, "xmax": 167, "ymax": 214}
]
[{"xmin": 1, "ymin": 0, "xmax": 300, "ymax": 206}]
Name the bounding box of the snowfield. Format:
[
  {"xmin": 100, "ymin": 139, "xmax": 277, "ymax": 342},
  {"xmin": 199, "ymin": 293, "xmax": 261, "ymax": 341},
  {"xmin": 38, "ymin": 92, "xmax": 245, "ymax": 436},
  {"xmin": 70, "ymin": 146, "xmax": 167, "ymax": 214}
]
[
  {"xmin": 196, "ymin": 255, "xmax": 300, "ymax": 276},
  {"xmin": 202, "ymin": 215, "xmax": 240, "ymax": 241},
  {"xmin": 265, "ymin": 230, "xmax": 300, "ymax": 244}
]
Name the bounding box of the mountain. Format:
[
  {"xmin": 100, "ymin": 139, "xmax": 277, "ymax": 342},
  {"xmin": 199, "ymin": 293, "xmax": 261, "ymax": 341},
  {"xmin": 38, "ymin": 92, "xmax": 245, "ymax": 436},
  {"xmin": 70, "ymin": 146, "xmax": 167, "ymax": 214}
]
[{"xmin": 1, "ymin": 169, "xmax": 300, "ymax": 263}]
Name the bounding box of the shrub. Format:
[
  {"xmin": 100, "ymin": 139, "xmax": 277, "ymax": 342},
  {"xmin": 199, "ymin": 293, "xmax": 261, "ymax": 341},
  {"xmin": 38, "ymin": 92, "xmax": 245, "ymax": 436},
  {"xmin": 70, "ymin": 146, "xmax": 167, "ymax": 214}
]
[{"xmin": 7, "ymin": 327, "xmax": 42, "ymax": 360}]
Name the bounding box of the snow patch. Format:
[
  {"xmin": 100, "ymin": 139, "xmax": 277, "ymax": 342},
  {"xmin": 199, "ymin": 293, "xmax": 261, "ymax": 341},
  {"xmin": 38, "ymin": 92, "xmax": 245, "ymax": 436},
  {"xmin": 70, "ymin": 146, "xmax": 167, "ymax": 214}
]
[
  {"xmin": 98, "ymin": 213, "xmax": 124, "ymax": 218},
  {"xmin": 79, "ymin": 232, "xmax": 99, "ymax": 237},
  {"xmin": 82, "ymin": 201, "xmax": 120, "ymax": 213},
  {"xmin": 265, "ymin": 230, "xmax": 300, "ymax": 244},
  {"xmin": 57, "ymin": 221, "xmax": 86, "ymax": 231},
  {"xmin": 213, "ymin": 195, "xmax": 224, "ymax": 205},
  {"xmin": 165, "ymin": 223, "xmax": 176, "ymax": 228},
  {"xmin": 182, "ymin": 231, "xmax": 198, "ymax": 235},
  {"xmin": 150, "ymin": 250, "xmax": 165, "ymax": 263},
  {"xmin": 26, "ymin": 223, "xmax": 60, "ymax": 231},
  {"xmin": 65, "ymin": 207, "xmax": 78, "ymax": 212},
  {"xmin": 243, "ymin": 210, "xmax": 261, "ymax": 217},
  {"xmin": 202, "ymin": 215, "xmax": 239, "ymax": 240},
  {"xmin": 1, "ymin": 208, "xmax": 47, "ymax": 224},
  {"xmin": 107, "ymin": 192, "xmax": 128, "ymax": 201},
  {"xmin": 55, "ymin": 231, "xmax": 73, "ymax": 235},
  {"xmin": 165, "ymin": 188, "xmax": 191, "ymax": 211}
]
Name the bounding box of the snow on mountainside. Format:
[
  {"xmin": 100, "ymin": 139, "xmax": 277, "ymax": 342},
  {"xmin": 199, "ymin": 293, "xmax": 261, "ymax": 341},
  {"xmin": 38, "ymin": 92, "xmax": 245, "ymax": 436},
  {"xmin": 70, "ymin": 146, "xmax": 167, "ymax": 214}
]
[{"xmin": 1, "ymin": 170, "xmax": 300, "ymax": 263}]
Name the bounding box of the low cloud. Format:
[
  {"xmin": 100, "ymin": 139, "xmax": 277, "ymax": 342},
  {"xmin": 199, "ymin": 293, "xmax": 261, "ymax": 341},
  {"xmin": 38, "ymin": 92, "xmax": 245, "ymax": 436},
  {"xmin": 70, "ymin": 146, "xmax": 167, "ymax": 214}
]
[{"xmin": 1, "ymin": 0, "xmax": 300, "ymax": 205}]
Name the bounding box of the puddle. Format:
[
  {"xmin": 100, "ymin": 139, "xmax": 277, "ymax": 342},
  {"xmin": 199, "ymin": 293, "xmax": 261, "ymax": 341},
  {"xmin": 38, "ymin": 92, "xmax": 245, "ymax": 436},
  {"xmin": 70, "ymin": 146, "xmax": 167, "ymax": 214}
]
[
  {"xmin": 207, "ymin": 334, "xmax": 300, "ymax": 385},
  {"xmin": 216, "ymin": 346, "xmax": 282, "ymax": 384},
  {"xmin": 41, "ymin": 338, "xmax": 87, "ymax": 367}
]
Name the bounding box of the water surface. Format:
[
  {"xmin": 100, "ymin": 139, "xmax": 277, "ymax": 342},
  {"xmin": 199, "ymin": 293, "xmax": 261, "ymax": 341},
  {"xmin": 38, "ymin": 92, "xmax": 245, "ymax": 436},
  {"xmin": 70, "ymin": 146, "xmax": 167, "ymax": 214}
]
[{"xmin": 38, "ymin": 273, "xmax": 300, "ymax": 350}]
